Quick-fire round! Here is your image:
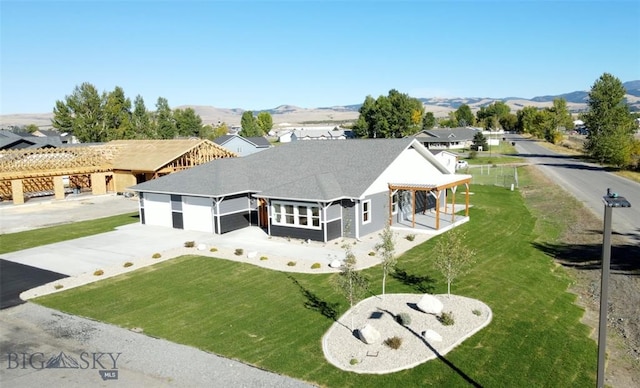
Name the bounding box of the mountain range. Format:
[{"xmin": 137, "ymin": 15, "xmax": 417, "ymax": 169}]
[{"xmin": 2, "ymin": 81, "xmax": 638, "ymax": 129}]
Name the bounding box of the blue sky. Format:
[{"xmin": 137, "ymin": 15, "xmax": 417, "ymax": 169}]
[{"xmin": 1, "ymin": 0, "xmax": 639, "ymax": 114}]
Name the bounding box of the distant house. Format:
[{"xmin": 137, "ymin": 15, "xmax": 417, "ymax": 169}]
[
  {"xmin": 277, "ymin": 127, "xmax": 354, "ymax": 143},
  {"xmin": 414, "ymin": 127, "xmax": 481, "ymax": 150},
  {"xmin": 0, "ymin": 130, "xmax": 64, "ymax": 150},
  {"xmin": 213, "ymin": 135, "xmax": 272, "ymax": 157},
  {"xmin": 129, "ymin": 138, "xmax": 472, "ymax": 242},
  {"xmin": 431, "ymin": 150, "xmax": 458, "ymax": 174}
]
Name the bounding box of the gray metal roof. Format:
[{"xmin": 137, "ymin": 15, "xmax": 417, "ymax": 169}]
[{"xmin": 130, "ymin": 138, "xmax": 424, "ymax": 201}]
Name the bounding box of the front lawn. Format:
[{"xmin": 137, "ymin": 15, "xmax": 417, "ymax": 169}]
[{"xmin": 35, "ymin": 179, "xmax": 596, "ymax": 387}]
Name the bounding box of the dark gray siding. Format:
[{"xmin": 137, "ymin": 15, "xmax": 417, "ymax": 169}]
[
  {"xmin": 326, "ymin": 219, "xmax": 342, "ymax": 241},
  {"xmin": 219, "ymin": 211, "xmax": 250, "ymax": 233},
  {"xmin": 271, "ymin": 225, "xmax": 324, "ymax": 241},
  {"xmin": 359, "ymin": 191, "xmax": 389, "ymax": 237}
]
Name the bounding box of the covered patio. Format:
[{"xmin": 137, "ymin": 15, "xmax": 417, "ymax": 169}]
[{"xmin": 388, "ymin": 176, "xmax": 472, "ymax": 235}]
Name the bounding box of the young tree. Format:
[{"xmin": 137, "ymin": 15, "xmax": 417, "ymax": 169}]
[
  {"xmin": 583, "ymin": 73, "xmax": 636, "ymax": 166},
  {"xmin": 256, "ymin": 111, "xmax": 273, "ymax": 135},
  {"xmin": 432, "ymin": 229, "xmax": 476, "ymax": 296},
  {"xmin": 240, "ymin": 111, "xmax": 261, "ymax": 137},
  {"xmin": 334, "ymin": 242, "xmax": 369, "ymax": 330},
  {"xmin": 375, "ymin": 222, "xmax": 396, "ymax": 298}
]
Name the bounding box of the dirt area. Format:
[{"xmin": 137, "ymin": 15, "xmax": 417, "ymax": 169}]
[{"xmin": 521, "ymin": 167, "xmax": 640, "ymax": 388}]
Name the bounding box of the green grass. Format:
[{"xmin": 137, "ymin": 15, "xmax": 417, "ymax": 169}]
[
  {"xmin": 0, "ymin": 212, "xmax": 138, "ymax": 254},
  {"xmin": 35, "ymin": 180, "xmax": 596, "ymax": 387}
]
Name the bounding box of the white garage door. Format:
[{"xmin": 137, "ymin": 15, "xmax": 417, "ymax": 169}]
[
  {"xmin": 143, "ymin": 193, "xmax": 172, "ymax": 227},
  {"xmin": 183, "ymin": 196, "xmax": 214, "ymax": 233}
]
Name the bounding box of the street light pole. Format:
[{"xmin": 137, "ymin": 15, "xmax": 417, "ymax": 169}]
[{"xmin": 596, "ymin": 188, "xmax": 631, "ymax": 388}]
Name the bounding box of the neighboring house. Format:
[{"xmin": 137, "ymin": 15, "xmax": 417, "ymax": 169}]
[
  {"xmin": 129, "ymin": 138, "xmax": 472, "ymax": 242},
  {"xmin": 0, "ymin": 130, "xmax": 63, "ymax": 150},
  {"xmin": 213, "ymin": 135, "xmax": 272, "ymax": 157},
  {"xmin": 277, "ymin": 128, "xmax": 354, "ymax": 143},
  {"xmin": 414, "ymin": 127, "xmax": 481, "ymax": 150},
  {"xmin": 431, "ymin": 150, "xmax": 458, "ymax": 174}
]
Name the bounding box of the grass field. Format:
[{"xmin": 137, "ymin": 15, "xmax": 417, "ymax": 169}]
[
  {"xmin": 0, "ymin": 212, "xmax": 138, "ymax": 254},
  {"xmin": 35, "ymin": 170, "xmax": 597, "ymax": 387}
]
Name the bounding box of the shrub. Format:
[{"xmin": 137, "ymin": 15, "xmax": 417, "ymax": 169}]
[
  {"xmin": 311, "ymin": 262, "xmax": 321, "ymax": 269},
  {"xmin": 349, "ymin": 358, "xmax": 358, "ymax": 365},
  {"xmin": 260, "ymin": 256, "xmax": 268, "ymax": 261},
  {"xmin": 287, "ymin": 261, "xmax": 296, "ymax": 266},
  {"xmin": 93, "ymin": 269, "xmax": 104, "ymax": 276},
  {"xmin": 472, "ymin": 309, "xmax": 482, "ymax": 316},
  {"xmin": 469, "ymin": 150, "xmax": 478, "ymax": 159},
  {"xmin": 209, "ymin": 247, "xmax": 218, "ymax": 252},
  {"xmin": 234, "ymin": 248, "xmax": 244, "ymax": 256},
  {"xmin": 152, "ymin": 253, "xmax": 161, "ymax": 259},
  {"xmin": 54, "ymin": 284, "xmax": 64, "ymax": 290},
  {"xmin": 405, "ymin": 234, "xmax": 415, "ymax": 242},
  {"xmin": 396, "ymin": 312, "xmax": 411, "ymax": 326},
  {"xmin": 184, "ymin": 241, "xmax": 195, "ymax": 248},
  {"xmin": 439, "ymin": 311, "xmax": 455, "ymax": 326},
  {"xmin": 123, "ymin": 262, "xmax": 133, "ymax": 268},
  {"xmin": 368, "ymin": 251, "xmax": 375, "ymax": 256},
  {"xmin": 384, "ymin": 336, "xmax": 402, "ymax": 350}
]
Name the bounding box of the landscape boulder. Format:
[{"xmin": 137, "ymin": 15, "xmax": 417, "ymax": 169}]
[
  {"xmin": 197, "ymin": 243, "xmax": 207, "ymax": 251},
  {"xmin": 358, "ymin": 324, "xmax": 380, "ymax": 345},
  {"xmin": 329, "ymin": 259, "xmax": 342, "ymax": 268},
  {"xmin": 422, "ymin": 329, "xmax": 443, "ymax": 342},
  {"xmin": 417, "ymin": 294, "xmax": 443, "ymax": 315},
  {"xmin": 247, "ymin": 251, "xmax": 258, "ymax": 259}
]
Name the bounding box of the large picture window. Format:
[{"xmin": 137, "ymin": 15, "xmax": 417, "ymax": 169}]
[
  {"xmin": 362, "ymin": 199, "xmax": 371, "ymax": 224},
  {"xmin": 272, "ymin": 201, "xmax": 321, "ymax": 229}
]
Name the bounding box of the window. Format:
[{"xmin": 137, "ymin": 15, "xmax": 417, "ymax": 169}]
[
  {"xmin": 362, "ymin": 200, "xmax": 371, "ymax": 224},
  {"xmin": 272, "ymin": 201, "xmax": 321, "ymax": 229},
  {"xmin": 391, "ymin": 194, "xmax": 398, "ymax": 215}
]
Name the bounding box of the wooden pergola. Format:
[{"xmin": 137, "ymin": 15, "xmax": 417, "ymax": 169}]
[{"xmin": 388, "ymin": 176, "xmax": 472, "ymax": 230}]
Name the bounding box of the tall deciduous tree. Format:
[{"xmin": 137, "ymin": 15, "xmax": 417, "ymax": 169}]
[
  {"xmin": 422, "ymin": 111, "xmax": 436, "ymax": 130},
  {"xmin": 240, "ymin": 111, "xmax": 261, "ymax": 137},
  {"xmin": 256, "ymin": 111, "xmax": 273, "ymax": 134},
  {"xmin": 432, "ymin": 229, "xmax": 476, "ymax": 296},
  {"xmin": 375, "ymin": 223, "xmax": 396, "ymax": 298},
  {"xmin": 354, "ymin": 89, "xmax": 423, "ymax": 138},
  {"xmin": 52, "ymin": 82, "xmax": 104, "ymax": 142},
  {"xmin": 455, "ymin": 104, "xmax": 474, "ymax": 126},
  {"xmin": 174, "ymin": 107, "xmax": 204, "ymax": 138},
  {"xmin": 584, "ymin": 73, "xmax": 636, "ymax": 166}
]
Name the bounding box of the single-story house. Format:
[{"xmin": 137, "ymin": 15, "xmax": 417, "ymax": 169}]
[
  {"xmin": 129, "ymin": 138, "xmax": 472, "ymax": 242},
  {"xmin": 278, "ymin": 128, "xmax": 354, "ymax": 143},
  {"xmin": 431, "ymin": 150, "xmax": 458, "ymax": 174},
  {"xmin": 213, "ymin": 134, "xmax": 272, "ymax": 157},
  {"xmin": 414, "ymin": 127, "xmax": 481, "ymax": 150},
  {"xmin": 0, "ymin": 130, "xmax": 63, "ymax": 150}
]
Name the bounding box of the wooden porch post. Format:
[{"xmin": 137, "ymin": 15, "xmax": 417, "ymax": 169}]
[
  {"xmin": 451, "ymin": 186, "xmax": 457, "ymax": 223},
  {"xmin": 388, "ymin": 186, "xmax": 393, "ymax": 226},
  {"xmin": 465, "ymin": 182, "xmax": 470, "ymax": 216},
  {"xmin": 435, "ymin": 189, "xmax": 440, "ymax": 230},
  {"xmin": 412, "ymin": 189, "xmax": 416, "ymax": 228}
]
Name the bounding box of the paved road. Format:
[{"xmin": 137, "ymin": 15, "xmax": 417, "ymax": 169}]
[
  {"xmin": 0, "ymin": 260, "xmax": 67, "ymax": 309},
  {"xmin": 509, "ymin": 134, "xmax": 640, "ymax": 244}
]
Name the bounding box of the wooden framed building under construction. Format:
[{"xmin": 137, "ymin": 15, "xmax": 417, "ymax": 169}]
[{"xmin": 0, "ymin": 139, "xmax": 236, "ymax": 205}]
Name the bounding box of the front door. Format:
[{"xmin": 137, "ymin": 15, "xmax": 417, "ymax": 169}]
[{"xmin": 258, "ymin": 199, "xmax": 268, "ymax": 228}]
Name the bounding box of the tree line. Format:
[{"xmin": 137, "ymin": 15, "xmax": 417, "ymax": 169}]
[{"xmin": 50, "ymin": 82, "xmax": 273, "ymax": 143}]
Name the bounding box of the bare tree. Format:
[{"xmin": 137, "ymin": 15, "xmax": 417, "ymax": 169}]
[
  {"xmin": 433, "ymin": 229, "xmax": 476, "ymax": 296},
  {"xmin": 334, "ymin": 242, "xmax": 369, "ymax": 330},
  {"xmin": 375, "ymin": 222, "xmax": 396, "ymax": 298}
]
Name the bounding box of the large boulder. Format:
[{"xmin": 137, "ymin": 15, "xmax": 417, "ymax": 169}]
[
  {"xmin": 417, "ymin": 294, "xmax": 443, "ymax": 315},
  {"xmin": 358, "ymin": 324, "xmax": 380, "ymax": 345},
  {"xmin": 329, "ymin": 259, "xmax": 342, "ymax": 268},
  {"xmin": 422, "ymin": 329, "xmax": 442, "ymax": 342}
]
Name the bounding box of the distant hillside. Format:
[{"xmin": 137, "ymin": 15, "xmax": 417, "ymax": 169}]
[{"xmin": 2, "ymin": 80, "xmax": 638, "ymax": 129}]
